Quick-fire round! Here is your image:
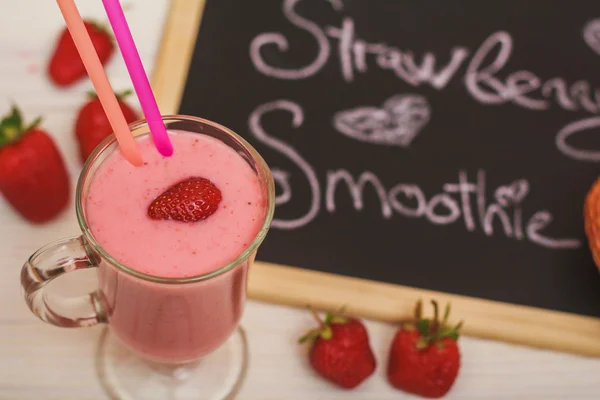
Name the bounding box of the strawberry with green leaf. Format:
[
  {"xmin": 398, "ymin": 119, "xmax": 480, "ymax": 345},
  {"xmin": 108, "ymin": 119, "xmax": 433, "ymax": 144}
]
[
  {"xmin": 298, "ymin": 307, "xmax": 376, "ymax": 389},
  {"xmin": 387, "ymin": 299, "xmax": 463, "ymax": 398},
  {"xmin": 75, "ymin": 90, "xmax": 139, "ymax": 162},
  {"xmin": 48, "ymin": 20, "xmax": 114, "ymax": 87},
  {"xmin": 0, "ymin": 106, "xmax": 70, "ymax": 223}
]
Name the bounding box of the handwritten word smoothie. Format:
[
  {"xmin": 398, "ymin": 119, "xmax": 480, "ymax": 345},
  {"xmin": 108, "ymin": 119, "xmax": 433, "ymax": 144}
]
[{"xmin": 85, "ymin": 131, "xmax": 267, "ymax": 363}]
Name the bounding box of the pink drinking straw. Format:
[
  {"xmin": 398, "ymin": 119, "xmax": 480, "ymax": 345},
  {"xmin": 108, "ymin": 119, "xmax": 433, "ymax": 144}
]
[
  {"xmin": 55, "ymin": 0, "xmax": 143, "ymax": 166},
  {"xmin": 101, "ymin": 0, "xmax": 174, "ymax": 157}
]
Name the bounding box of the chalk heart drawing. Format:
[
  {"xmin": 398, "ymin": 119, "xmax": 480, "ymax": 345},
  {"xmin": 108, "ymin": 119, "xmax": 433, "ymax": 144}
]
[
  {"xmin": 583, "ymin": 18, "xmax": 600, "ymax": 55},
  {"xmin": 333, "ymin": 94, "xmax": 431, "ymax": 147},
  {"xmin": 326, "ymin": 0, "xmax": 343, "ymax": 11},
  {"xmin": 494, "ymin": 179, "xmax": 529, "ymax": 207}
]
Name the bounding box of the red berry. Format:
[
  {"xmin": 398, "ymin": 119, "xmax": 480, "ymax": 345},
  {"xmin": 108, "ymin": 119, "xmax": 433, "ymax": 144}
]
[
  {"xmin": 148, "ymin": 177, "xmax": 222, "ymax": 222},
  {"xmin": 387, "ymin": 300, "xmax": 463, "ymax": 398},
  {"xmin": 0, "ymin": 106, "xmax": 70, "ymax": 223},
  {"xmin": 48, "ymin": 21, "xmax": 114, "ymax": 87},
  {"xmin": 299, "ymin": 308, "xmax": 376, "ymax": 389},
  {"xmin": 75, "ymin": 90, "xmax": 139, "ymax": 162}
]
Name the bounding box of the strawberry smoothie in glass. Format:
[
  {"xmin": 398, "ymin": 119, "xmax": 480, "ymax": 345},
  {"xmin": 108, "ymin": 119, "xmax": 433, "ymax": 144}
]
[{"xmin": 20, "ymin": 116, "xmax": 275, "ymax": 400}]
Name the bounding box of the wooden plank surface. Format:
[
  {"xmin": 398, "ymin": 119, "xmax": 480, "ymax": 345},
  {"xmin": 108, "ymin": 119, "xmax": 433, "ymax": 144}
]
[
  {"xmin": 152, "ymin": 0, "xmax": 600, "ymax": 357},
  {"xmin": 152, "ymin": 0, "xmax": 206, "ymax": 114},
  {"xmin": 1, "ymin": 1, "xmax": 600, "ymax": 399},
  {"xmin": 249, "ymin": 262, "xmax": 600, "ymax": 357}
]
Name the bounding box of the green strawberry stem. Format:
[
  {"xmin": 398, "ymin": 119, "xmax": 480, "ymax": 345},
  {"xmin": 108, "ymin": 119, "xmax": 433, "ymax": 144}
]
[
  {"xmin": 431, "ymin": 300, "xmax": 440, "ymax": 332},
  {"xmin": 310, "ymin": 307, "xmax": 324, "ymax": 327},
  {"xmin": 87, "ymin": 89, "xmax": 133, "ymax": 100},
  {"xmin": 0, "ymin": 105, "xmax": 42, "ymax": 147},
  {"xmin": 413, "ymin": 299, "xmax": 464, "ymax": 350},
  {"xmin": 414, "ymin": 298, "xmax": 423, "ymax": 320},
  {"xmin": 298, "ymin": 306, "xmax": 348, "ymax": 345},
  {"xmin": 442, "ymin": 302, "xmax": 451, "ymax": 326},
  {"xmin": 118, "ymin": 89, "xmax": 133, "ymax": 98},
  {"xmin": 85, "ymin": 19, "xmax": 115, "ymax": 43}
]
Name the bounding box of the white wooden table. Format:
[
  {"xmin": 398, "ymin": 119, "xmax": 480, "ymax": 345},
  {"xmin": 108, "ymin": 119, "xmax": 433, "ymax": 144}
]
[{"xmin": 1, "ymin": 1, "xmax": 600, "ymax": 399}]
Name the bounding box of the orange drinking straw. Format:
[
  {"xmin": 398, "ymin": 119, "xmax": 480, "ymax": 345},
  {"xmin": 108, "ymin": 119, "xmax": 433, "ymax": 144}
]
[{"xmin": 55, "ymin": 0, "xmax": 143, "ymax": 166}]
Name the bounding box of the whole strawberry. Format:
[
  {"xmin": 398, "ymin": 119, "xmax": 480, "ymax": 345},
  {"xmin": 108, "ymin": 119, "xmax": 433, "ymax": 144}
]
[
  {"xmin": 0, "ymin": 106, "xmax": 70, "ymax": 223},
  {"xmin": 298, "ymin": 308, "xmax": 376, "ymax": 389},
  {"xmin": 48, "ymin": 20, "xmax": 114, "ymax": 87},
  {"xmin": 75, "ymin": 90, "xmax": 139, "ymax": 162},
  {"xmin": 387, "ymin": 299, "xmax": 463, "ymax": 398},
  {"xmin": 148, "ymin": 177, "xmax": 222, "ymax": 222}
]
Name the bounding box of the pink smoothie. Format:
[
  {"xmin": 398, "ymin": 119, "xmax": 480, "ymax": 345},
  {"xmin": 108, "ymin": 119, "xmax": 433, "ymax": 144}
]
[{"xmin": 85, "ymin": 130, "xmax": 268, "ymax": 363}]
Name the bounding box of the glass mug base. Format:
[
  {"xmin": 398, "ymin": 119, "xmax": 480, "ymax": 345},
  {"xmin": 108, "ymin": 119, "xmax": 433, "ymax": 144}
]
[{"xmin": 96, "ymin": 326, "xmax": 249, "ymax": 400}]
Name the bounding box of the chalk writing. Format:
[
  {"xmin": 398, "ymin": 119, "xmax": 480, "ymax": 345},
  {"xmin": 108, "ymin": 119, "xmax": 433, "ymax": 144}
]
[
  {"xmin": 249, "ymin": 0, "xmax": 600, "ymax": 162},
  {"xmin": 333, "ymin": 94, "xmax": 431, "ymax": 147},
  {"xmin": 325, "ymin": 21, "xmax": 469, "ymax": 88},
  {"xmin": 248, "ymin": 100, "xmax": 321, "ymax": 229},
  {"xmin": 248, "ymin": 100, "xmax": 582, "ymax": 250},
  {"xmin": 556, "ymin": 117, "xmax": 600, "ymax": 162},
  {"xmin": 494, "ymin": 180, "xmax": 529, "ymax": 207},
  {"xmin": 326, "ymin": 170, "xmax": 393, "ymax": 218},
  {"xmin": 584, "ymin": 18, "xmax": 600, "ymax": 56},
  {"xmin": 327, "ymin": 0, "xmax": 343, "ymax": 12},
  {"xmin": 272, "ymin": 169, "xmax": 292, "ymax": 204},
  {"xmin": 249, "ymin": 0, "xmax": 330, "ymax": 80}
]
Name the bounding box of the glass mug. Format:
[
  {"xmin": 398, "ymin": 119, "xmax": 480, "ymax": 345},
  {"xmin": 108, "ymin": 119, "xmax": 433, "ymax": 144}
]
[{"xmin": 20, "ymin": 116, "xmax": 275, "ymax": 400}]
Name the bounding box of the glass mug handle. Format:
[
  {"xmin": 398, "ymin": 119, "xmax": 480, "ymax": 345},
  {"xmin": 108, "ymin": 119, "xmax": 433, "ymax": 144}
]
[{"xmin": 21, "ymin": 236, "xmax": 107, "ymax": 327}]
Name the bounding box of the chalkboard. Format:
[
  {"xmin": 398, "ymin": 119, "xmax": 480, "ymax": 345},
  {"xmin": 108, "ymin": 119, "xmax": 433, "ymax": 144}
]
[{"xmin": 152, "ymin": 0, "xmax": 600, "ymax": 355}]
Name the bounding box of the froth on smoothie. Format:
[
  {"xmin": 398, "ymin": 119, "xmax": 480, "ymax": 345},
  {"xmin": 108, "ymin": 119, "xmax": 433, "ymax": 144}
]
[{"xmin": 86, "ymin": 130, "xmax": 267, "ymax": 278}]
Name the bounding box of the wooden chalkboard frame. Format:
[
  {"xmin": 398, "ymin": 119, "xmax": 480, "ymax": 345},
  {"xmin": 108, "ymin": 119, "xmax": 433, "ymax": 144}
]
[{"xmin": 151, "ymin": 0, "xmax": 600, "ymax": 357}]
